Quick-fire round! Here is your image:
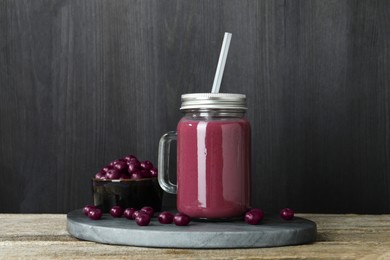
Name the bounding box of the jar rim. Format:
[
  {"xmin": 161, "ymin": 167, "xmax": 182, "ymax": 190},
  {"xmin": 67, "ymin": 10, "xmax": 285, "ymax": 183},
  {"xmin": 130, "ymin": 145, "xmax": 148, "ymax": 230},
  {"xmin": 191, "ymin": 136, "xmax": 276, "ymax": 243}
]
[{"xmin": 180, "ymin": 93, "xmax": 247, "ymax": 110}]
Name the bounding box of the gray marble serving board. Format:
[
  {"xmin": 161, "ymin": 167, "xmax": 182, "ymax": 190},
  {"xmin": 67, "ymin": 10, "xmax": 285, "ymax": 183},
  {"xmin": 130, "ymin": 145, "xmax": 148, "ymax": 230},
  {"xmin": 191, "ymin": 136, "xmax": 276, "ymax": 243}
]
[{"xmin": 67, "ymin": 209, "xmax": 316, "ymax": 248}]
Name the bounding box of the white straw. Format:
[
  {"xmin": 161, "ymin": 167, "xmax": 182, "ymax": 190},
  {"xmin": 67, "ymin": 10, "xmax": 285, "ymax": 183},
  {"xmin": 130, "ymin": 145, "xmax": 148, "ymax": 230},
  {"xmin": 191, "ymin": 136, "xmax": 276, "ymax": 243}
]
[{"xmin": 211, "ymin": 32, "xmax": 232, "ymax": 93}]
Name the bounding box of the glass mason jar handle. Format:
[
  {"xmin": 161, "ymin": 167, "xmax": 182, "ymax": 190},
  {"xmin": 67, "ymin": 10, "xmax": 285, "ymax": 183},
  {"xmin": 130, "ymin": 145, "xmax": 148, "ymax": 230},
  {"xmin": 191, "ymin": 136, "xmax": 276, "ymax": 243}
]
[{"xmin": 158, "ymin": 131, "xmax": 177, "ymax": 194}]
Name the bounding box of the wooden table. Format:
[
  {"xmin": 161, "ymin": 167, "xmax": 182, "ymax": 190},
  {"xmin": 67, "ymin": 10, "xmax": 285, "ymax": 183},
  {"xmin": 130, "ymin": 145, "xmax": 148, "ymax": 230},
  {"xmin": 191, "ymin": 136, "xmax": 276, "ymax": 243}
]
[{"xmin": 0, "ymin": 214, "xmax": 389, "ymax": 259}]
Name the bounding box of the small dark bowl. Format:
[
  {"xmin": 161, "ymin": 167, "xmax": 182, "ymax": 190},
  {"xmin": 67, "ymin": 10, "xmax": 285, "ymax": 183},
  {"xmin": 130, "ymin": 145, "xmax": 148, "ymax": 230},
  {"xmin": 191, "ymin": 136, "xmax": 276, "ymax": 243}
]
[{"xmin": 92, "ymin": 177, "xmax": 163, "ymax": 213}]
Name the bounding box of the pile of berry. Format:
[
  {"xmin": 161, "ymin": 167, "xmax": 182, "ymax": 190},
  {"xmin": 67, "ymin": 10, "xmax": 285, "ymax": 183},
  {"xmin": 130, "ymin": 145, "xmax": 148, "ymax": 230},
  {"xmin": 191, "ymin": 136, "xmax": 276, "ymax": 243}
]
[
  {"xmin": 84, "ymin": 205, "xmax": 295, "ymax": 226},
  {"xmin": 83, "ymin": 205, "xmax": 190, "ymax": 226},
  {"xmin": 95, "ymin": 155, "xmax": 158, "ymax": 180}
]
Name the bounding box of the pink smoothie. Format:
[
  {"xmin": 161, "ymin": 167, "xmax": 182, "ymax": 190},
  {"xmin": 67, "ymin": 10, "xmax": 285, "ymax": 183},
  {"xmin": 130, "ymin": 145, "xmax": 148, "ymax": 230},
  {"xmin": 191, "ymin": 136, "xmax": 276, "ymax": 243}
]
[{"xmin": 177, "ymin": 117, "xmax": 251, "ymax": 219}]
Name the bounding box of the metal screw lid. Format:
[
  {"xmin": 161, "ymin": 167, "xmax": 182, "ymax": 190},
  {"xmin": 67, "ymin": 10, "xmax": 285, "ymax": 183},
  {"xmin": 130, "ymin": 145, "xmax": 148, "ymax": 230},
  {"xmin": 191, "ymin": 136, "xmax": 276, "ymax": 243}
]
[{"xmin": 180, "ymin": 93, "xmax": 247, "ymax": 110}]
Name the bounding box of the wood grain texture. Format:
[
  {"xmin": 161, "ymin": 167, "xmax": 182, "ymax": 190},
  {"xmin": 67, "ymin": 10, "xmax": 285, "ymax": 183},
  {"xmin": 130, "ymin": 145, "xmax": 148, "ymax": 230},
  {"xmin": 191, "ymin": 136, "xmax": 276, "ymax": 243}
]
[
  {"xmin": 0, "ymin": 214, "xmax": 390, "ymax": 258},
  {"xmin": 0, "ymin": 0, "xmax": 389, "ymax": 213}
]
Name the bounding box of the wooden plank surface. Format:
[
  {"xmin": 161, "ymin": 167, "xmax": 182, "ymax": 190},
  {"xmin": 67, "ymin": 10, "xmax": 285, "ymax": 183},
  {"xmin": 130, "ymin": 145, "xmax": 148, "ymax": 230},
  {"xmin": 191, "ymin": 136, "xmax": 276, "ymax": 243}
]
[
  {"xmin": 0, "ymin": 0, "xmax": 389, "ymax": 214},
  {"xmin": 0, "ymin": 214, "xmax": 389, "ymax": 259}
]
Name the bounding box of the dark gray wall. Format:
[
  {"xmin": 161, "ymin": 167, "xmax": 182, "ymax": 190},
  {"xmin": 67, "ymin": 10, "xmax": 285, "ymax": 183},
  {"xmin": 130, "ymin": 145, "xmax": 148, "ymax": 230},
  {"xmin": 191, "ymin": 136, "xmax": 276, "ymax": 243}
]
[{"xmin": 1, "ymin": 0, "xmax": 389, "ymax": 213}]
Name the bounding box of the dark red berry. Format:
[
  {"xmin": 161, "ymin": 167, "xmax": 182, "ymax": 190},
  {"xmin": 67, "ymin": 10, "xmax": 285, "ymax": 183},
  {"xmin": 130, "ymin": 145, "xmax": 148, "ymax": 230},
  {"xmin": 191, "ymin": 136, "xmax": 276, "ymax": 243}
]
[
  {"xmin": 101, "ymin": 165, "xmax": 112, "ymax": 173},
  {"xmin": 88, "ymin": 208, "xmax": 102, "ymax": 220},
  {"xmin": 244, "ymin": 210, "xmax": 263, "ymax": 225},
  {"xmin": 106, "ymin": 168, "xmax": 121, "ymax": 179},
  {"xmin": 128, "ymin": 160, "xmax": 141, "ymax": 173},
  {"xmin": 114, "ymin": 161, "xmax": 128, "ymax": 172},
  {"xmin": 135, "ymin": 212, "xmax": 151, "ymax": 226},
  {"xmin": 109, "ymin": 159, "xmax": 124, "ymax": 166},
  {"xmin": 248, "ymin": 208, "xmax": 264, "ymax": 222},
  {"xmin": 83, "ymin": 205, "xmax": 97, "ymax": 216},
  {"xmin": 140, "ymin": 206, "xmax": 154, "ymax": 217},
  {"xmin": 126, "ymin": 158, "xmax": 139, "ymax": 165},
  {"xmin": 95, "ymin": 171, "xmax": 106, "ymax": 180},
  {"xmin": 132, "ymin": 210, "xmax": 144, "ymax": 220},
  {"xmin": 110, "ymin": 206, "xmax": 124, "ymax": 217},
  {"xmin": 158, "ymin": 212, "xmax": 174, "ymax": 224},
  {"xmin": 174, "ymin": 213, "xmax": 191, "ymax": 226},
  {"xmin": 280, "ymin": 208, "xmax": 294, "ymax": 220},
  {"xmin": 123, "ymin": 155, "xmax": 137, "ymax": 162},
  {"xmin": 130, "ymin": 171, "xmax": 143, "ymax": 179},
  {"xmin": 140, "ymin": 160, "xmax": 153, "ymax": 170},
  {"xmin": 149, "ymin": 167, "xmax": 158, "ymax": 177},
  {"xmin": 123, "ymin": 208, "xmax": 136, "ymax": 219}
]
